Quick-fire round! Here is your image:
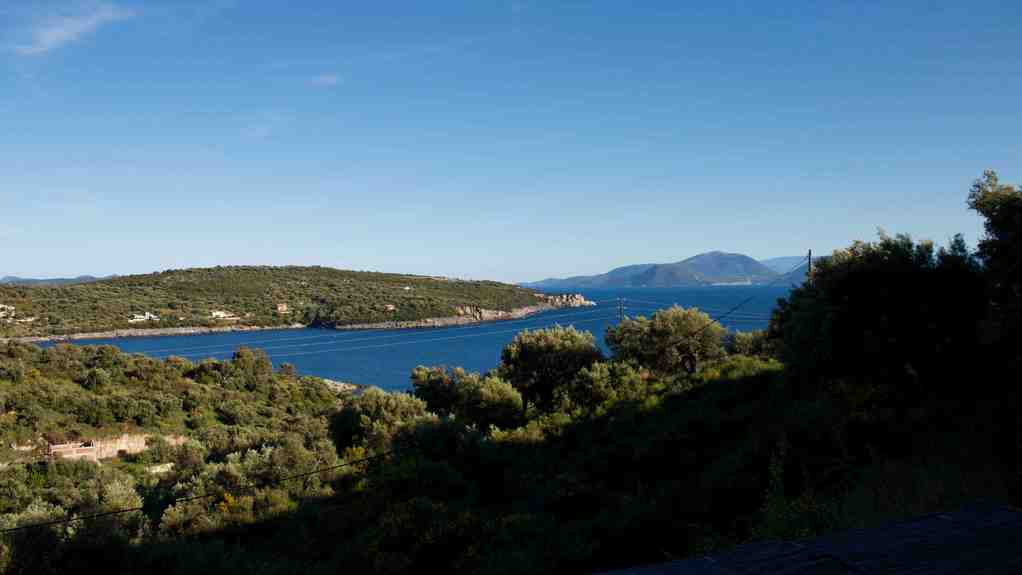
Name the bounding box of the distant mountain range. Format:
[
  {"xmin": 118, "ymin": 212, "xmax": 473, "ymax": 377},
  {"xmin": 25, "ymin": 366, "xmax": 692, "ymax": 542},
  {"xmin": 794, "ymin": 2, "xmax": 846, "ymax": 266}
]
[
  {"xmin": 524, "ymin": 252, "xmax": 808, "ymax": 289},
  {"xmin": 758, "ymin": 256, "xmax": 809, "ymax": 274},
  {"xmin": 0, "ymin": 275, "xmax": 111, "ymax": 286}
]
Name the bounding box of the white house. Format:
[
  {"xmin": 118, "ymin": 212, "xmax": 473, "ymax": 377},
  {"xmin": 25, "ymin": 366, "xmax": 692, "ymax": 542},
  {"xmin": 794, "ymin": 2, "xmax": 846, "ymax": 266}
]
[
  {"xmin": 211, "ymin": 310, "xmax": 239, "ymax": 320},
  {"xmin": 0, "ymin": 304, "xmax": 14, "ymax": 319},
  {"xmin": 128, "ymin": 312, "xmax": 160, "ymax": 323}
]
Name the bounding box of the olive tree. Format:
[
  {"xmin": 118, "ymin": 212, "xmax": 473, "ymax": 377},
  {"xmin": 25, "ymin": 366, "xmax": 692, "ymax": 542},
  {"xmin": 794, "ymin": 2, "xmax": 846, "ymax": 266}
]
[
  {"xmin": 968, "ymin": 170, "xmax": 1022, "ymax": 315},
  {"xmin": 556, "ymin": 361, "xmax": 653, "ymax": 414},
  {"xmin": 412, "ymin": 366, "xmax": 524, "ymax": 429},
  {"xmin": 498, "ymin": 326, "xmax": 603, "ymax": 412},
  {"xmin": 605, "ymin": 306, "xmax": 726, "ymax": 376}
]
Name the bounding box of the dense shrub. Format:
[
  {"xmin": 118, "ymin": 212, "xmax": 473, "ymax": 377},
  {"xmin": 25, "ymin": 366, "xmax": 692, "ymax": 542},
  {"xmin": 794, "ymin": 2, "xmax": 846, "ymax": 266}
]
[
  {"xmin": 769, "ymin": 232, "xmax": 987, "ymax": 396},
  {"xmin": 412, "ymin": 366, "xmax": 525, "ymax": 430},
  {"xmin": 410, "ymin": 365, "xmax": 468, "ymax": 416},
  {"xmin": 0, "ymin": 341, "xmax": 339, "ymax": 452},
  {"xmin": 555, "ymin": 361, "xmax": 656, "ymax": 415},
  {"xmin": 498, "ymin": 326, "xmax": 603, "ymax": 412},
  {"xmin": 330, "ymin": 388, "xmax": 432, "ymax": 451},
  {"xmin": 455, "ymin": 375, "xmax": 524, "ymax": 430},
  {"xmin": 726, "ymin": 330, "xmax": 776, "ymax": 359},
  {"xmin": 606, "ymin": 306, "xmax": 726, "ymax": 376}
]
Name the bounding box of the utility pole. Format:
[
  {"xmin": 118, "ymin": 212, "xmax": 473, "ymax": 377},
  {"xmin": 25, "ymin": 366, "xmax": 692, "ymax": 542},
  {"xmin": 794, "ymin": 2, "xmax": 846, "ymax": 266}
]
[{"xmin": 808, "ymin": 249, "xmax": 813, "ymax": 286}]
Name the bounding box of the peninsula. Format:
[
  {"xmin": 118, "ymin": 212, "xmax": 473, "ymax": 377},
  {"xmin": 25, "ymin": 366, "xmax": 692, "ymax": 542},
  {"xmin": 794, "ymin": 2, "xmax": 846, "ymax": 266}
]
[{"xmin": 0, "ymin": 266, "xmax": 592, "ymax": 340}]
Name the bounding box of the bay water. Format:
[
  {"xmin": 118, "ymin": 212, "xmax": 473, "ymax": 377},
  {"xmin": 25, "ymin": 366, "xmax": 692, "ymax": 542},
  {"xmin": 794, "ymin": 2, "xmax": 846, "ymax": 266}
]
[{"xmin": 43, "ymin": 286, "xmax": 791, "ymax": 391}]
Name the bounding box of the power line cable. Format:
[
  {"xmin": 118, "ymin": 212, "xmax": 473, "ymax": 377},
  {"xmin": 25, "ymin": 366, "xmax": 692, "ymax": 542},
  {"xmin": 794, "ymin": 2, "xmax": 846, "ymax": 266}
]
[
  {"xmin": 134, "ymin": 313, "xmax": 618, "ymax": 362},
  {"xmin": 681, "ymin": 255, "xmax": 809, "ymax": 340},
  {"xmin": 87, "ymin": 306, "xmax": 613, "ymax": 357},
  {"xmin": 621, "ymin": 302, "xmax": 774, "ymax": 317},
  {"xmin": 622, "ymin": 298, "xmax": 769, "ymax": 309},
  {"xmin": 245, "ymin": 314, "xmax": 622, "ymax": 360},
  {"xmin": 622, "ymin": 304, "xmax": 773, "ymax": 319},
  {"xmin": 160, "ymin": 312, "xmax": 619, "ymax": 361}
]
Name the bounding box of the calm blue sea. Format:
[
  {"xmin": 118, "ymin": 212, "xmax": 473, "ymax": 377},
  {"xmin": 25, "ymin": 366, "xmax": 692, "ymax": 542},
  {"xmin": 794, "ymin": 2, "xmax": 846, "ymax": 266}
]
[{"xmin": 42, "ymin": 286, "xmax": 792, "ymax": 392}]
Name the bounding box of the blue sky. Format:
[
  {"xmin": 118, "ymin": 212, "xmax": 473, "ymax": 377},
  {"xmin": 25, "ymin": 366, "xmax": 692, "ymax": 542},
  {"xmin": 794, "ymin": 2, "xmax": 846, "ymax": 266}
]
[{"xmin": 2, "ymin": 1, "xmax": 1019, "ymax": 282}]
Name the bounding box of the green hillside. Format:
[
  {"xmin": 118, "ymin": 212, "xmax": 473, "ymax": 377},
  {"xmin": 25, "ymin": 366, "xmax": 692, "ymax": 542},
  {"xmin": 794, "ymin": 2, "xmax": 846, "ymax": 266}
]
[
  {"xmin": 0, "ymin": 342, "xmax": 342, "ymax": 454},
  {"xmin": 0, "ymin": 266, "xmax": 543, "ymax": 338}
]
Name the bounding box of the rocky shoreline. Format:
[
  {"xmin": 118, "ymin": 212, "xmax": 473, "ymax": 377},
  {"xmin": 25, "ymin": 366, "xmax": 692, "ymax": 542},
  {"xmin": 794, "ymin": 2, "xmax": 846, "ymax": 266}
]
[
  {"xmin": 7, "ymin": 323, "xmax": 308, "ymax": 344},
  {"xmin": 333, "ymin": 294, "xmax": 595, "ymax": 331},
  {"xmin": 5, "ymin": 294, "xmax": 596, "ymax": 344}
]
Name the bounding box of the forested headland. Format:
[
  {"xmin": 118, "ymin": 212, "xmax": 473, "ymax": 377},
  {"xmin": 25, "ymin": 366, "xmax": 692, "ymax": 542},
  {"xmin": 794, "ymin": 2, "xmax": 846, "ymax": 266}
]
[
  {"xmin": 0, "ymin": 266, "xmax": 544, "ymax": 339},
  {"xmin": 1, "ymin": 170, "xmax": 1020, "ymax": 574}
]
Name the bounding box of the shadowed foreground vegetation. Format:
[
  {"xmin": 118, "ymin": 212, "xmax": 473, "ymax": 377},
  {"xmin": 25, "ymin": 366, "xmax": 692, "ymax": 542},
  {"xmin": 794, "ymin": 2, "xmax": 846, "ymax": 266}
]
[
  {"xmin": 0, "ymin": 266, "xmax": 543, "ymax": 338},
  {"xmin": 1, "ymin": 171, "xmax": 1020, "ymax": 574}
]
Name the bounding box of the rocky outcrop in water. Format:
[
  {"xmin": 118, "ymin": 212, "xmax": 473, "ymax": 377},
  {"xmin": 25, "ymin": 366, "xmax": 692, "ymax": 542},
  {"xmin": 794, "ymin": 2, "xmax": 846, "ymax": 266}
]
[{"xmin": 536, "ymin": 293, "xmax": 596, "ymax": 308}]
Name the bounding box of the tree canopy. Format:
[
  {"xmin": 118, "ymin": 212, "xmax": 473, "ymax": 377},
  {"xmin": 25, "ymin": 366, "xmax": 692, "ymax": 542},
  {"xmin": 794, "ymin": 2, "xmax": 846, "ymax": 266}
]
[
  {"xmin": 605, "ymin": 305, "xmax": 727, "ymax": 377},
  {"xmin": 968, "ymin": 170, "xmax": 1022, "ymax": 321},
  {"xmin": 768, "ymin": 231, "xmax": 987, "ymax": 394},
  {"xmin": 498, "ymin": 326, "xmax": 603, "ymax": 412}
]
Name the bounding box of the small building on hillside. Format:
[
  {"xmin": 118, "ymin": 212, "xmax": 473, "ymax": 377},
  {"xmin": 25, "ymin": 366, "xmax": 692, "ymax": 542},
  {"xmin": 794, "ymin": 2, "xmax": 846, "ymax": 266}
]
[
  {"xmin": 211, "ymin": 310, "xmax": 239, "ymax": 320},
  {"xmin": 384, "ymin": 304, "xmax": 397, "ymax": 312},
  {"xmin": 128, "ymin": 312, "xmax": 160, "ymax": 323},
  {"xmin": 0, "ymin": 304, "xmax": 14, "ymax": 319},
  {"xmin": 276, "ymin": 303, "xmax": 290, "ymax": 314}
]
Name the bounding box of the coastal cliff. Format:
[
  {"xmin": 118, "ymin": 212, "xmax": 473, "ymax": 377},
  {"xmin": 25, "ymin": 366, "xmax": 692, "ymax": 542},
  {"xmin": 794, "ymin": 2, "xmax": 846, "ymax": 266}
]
[{"xmin": 334, "ymin": 293, "xmax": 595, "ymax": 330}]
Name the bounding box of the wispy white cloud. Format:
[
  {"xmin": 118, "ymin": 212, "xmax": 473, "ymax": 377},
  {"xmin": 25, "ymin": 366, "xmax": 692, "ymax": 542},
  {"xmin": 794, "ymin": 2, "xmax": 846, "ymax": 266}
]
[
  {"xmin": 15, "ymin": 3, "xmax": 134, "ymax": 56},
  {"xmin": 309, "ymin": 73, "xmax": 340, "ymax": 87}
]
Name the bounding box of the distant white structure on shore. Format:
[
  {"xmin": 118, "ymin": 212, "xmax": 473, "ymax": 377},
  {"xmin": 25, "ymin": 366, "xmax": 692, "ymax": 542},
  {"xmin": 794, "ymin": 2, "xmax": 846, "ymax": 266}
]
[
  {"xmin": 211, "ymin": 310, "xmax": 239, "ymax": 320},
  {"xmin": 384, "ymin": 304, "xmax": 397, "ymax": 312},
  {"xmin": 128, "ymin": 312, "xmax": 160, "ymax": 323},
  {"xmin": 276, "ymin": 303, "xmax": 290, "ymax": 314},
  {"xmin": 710, "ymin": 279, "xmax": 753, "ymax": 286}
]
